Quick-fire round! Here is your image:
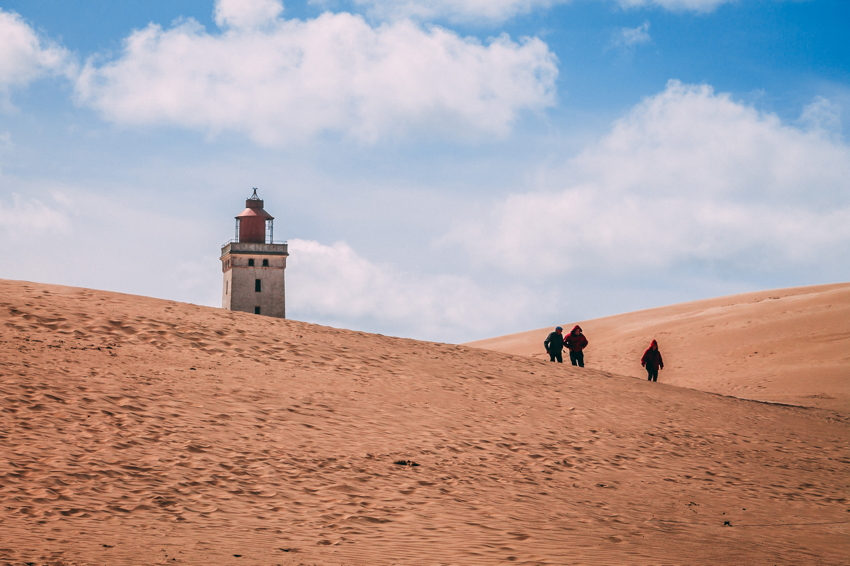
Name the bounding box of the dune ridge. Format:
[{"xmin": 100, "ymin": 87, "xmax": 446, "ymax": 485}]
[
  {"xmin": 466, "ymin": 283, "xmax": 850, "ymax": 411},
  {"xmin": 1, "ymin": 279, "xmax": 848, "ymax": 565}
]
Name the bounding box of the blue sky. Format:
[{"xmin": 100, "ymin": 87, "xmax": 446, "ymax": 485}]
[{"xmin": 1, "ymin": 0, "xmax": 848, "ymax": 342}]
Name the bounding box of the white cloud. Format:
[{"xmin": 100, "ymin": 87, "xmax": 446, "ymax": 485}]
[
  {"xmin": 798, "ymin": 96, "xmax": 842, "ymax": 136},
  {"xmin": 75, "ymin": 0, "xmax": 558, "ymax": 145},
  {"xmin": 442, "ymin": 81, "xmax": 850, "ymax": 277},
  {"xmin": 0, "ymin": 192, "xmax": 71, "ymax": 235},
  {"xmin": 0, "ymin": 185, "xmax": 224, "ymax": 307},
  {"xmin": 286, "ymin": 238, "xmax": 536, "ymax": 341},
  {"xmin": 215, "ymin": 0, "xmax": 285, "ymax": 30},
  {"xmin": 347, "ymin": 0, "xmax": 730, "ymax": 24},
  {"xmin": 612, "ymin": 22, "xmax": 651, "ymax": 48},
  {"xmin": 0, "ymin": 9, "xmax": 74, "ymax": 92},
  {"xmin": 348, "ymin": 0, "xmax": 560, "ymax": 24},
  {"xmin": 616, "ymin": 0, "xmax": 735, "ymax": 12}
]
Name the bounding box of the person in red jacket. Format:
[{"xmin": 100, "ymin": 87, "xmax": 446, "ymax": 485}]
[
  {"xmin": 641, "ymin": 339, "xmax": 664, "ymax": 382},
  {"xmin": 564, "ymin": 325, "xmax": 588, "ymax": 367}
]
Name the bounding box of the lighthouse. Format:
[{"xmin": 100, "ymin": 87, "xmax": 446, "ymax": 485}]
[{"xmin": 221, "ymin": 189, "xmax": 289, "ymax": 317}]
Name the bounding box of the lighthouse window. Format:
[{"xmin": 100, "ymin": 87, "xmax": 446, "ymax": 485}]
[
  {"xmin": 254, "ymin": 307, "xmax": 261, "ymax": 314},
  {"xmin": 248, "ymin": 258, "xmax": 255, "ymax": 266},
  {"xmin": 255, "ymin": 279, "xmax": 262, "ymax": 292},
  {"xmin": 262, "ymin": 259, "xmax": 269, "ymax": 267}
]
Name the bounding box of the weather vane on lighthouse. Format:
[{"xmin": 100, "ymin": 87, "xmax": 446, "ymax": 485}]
[{"xmin": 220, "ymin": 189, "xmax": 289, "ymax": 317}]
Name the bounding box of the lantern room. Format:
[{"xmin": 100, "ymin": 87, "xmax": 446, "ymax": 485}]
[{"xmin": 235, "ymin": 188, "xmax": 274, "ymax": 244}]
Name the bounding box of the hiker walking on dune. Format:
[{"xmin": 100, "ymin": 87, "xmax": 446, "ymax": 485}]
[
  {"xmin": 544, "ymin": 326, "xmax": 565, "ymax": 363},
  {"xmin": 564, "ymin": 325, "xmax": 588, "ymax": 367},
  {"xmin": 641, "ymin": 339, "xmax": 664, "ymax": 382}
]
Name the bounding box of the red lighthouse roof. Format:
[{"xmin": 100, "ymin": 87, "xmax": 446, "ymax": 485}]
[{"xmin": 236, "ymin": 188, "xmax": 274, "ymax": 220}]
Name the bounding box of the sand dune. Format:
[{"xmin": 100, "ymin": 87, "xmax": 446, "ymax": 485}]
[
  {"xmin": 1, "ymin": 279, "xmax": 848, "ymax": 565},
  {"xmin": 466, "ymin": 283, "xmax": 850, "ymax": 411}
]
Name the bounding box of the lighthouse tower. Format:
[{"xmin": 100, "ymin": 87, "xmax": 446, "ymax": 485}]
[{"xmin": 221, "ymin": 189, "xmax": 289, "ymax": 317}]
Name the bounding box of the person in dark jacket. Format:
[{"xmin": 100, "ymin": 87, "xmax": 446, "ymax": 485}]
[
  {"xmin": 564, "ymin": 325, "xmax": 588, "ymax": 367},
  {"xmin": 641, "ymin": 339, "xmax": 664, "ymax": 382},
  {"xmin": 544, "ymin": 326, "xmax": 565, "ymax": 363}
]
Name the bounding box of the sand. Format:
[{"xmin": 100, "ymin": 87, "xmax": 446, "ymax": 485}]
[
  {"xmin": 1, "ymin": 279, "xmax": 848, "ymax": 565},
  {"xmin": 466, "ymin": 283, "xmax": 850, "ymax": 412}
]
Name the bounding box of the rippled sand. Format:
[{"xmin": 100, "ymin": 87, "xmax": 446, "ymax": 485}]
[
  {"xmin": 1, "ymin": 279, "xmax": 847, "ymax": 565},
  {"xmin": 467, "ymin": 283, "xmax": 850, "ymax": 411}
]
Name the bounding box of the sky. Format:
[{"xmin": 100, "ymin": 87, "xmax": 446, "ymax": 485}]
[{"xmin": 1, "ymin": 0, "xmax": 848, "ymax": 343}]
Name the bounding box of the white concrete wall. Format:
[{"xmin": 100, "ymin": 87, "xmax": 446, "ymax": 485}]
[{"xmin": 221, "ymin": 250, "xmax": 287, "ymax": 318}]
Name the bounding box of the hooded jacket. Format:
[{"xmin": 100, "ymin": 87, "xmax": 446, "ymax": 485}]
[
  {"xmin": 544, "ymin": 330, "xmax": 565, "ymax": 352},
  {"xmin": 641, "ymin": 340, "xmax": 664, "ymax": 370},
  {"xmin": 564, "ymin": 325, "xmax": 588, "ymax": 352}
]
